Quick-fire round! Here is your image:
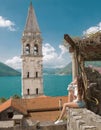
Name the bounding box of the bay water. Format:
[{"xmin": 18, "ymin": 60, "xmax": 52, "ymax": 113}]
[{"xmin": 0, "ymin": 74, "xmax": 72, "ymax": 98}]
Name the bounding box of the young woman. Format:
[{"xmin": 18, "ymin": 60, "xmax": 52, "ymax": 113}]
[
  {"xmin": 67, "ymin": 77, "xmax": 78, "ymax": 102},
  {"xmin": 55, "ymin": 75, "xmax": 86, "ymax": 124}
]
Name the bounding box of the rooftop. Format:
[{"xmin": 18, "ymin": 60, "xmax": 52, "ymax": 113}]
[{"xmin": 0, "ymin": 96, "xmax": 68, "ymax": 121}]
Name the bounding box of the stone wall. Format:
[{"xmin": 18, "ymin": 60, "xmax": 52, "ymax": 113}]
[
  {"xmin": 67, "ymin": 108, "xmax": 101, "ymax": 130},
  {"xmin": 1, "ymin": 108, "xmax": 101, "ymax": 130},
  {"xmin": 0, "ymin": 123, "xmax": 67, "ymax": 130},
  {"xmin": 85, "ymin": 67, "xmax": 101, "ymax": 115}
]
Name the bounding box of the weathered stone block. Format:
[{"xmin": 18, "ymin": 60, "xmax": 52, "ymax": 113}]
[
  {"xmin": 81, "ymin": 125, "xmax": 96, "ymax": 130},
  {"xmin": 67, "ymin": 108, "xmax": 101, "ymax": 130}
]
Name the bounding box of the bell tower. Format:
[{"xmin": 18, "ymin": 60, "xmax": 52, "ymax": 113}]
[{"xmin": 21, "ymin": 2, "xmax": 43, "ymax": 98}]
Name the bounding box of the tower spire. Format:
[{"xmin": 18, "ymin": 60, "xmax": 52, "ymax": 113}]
[
  {"xmin": 24, "ymin": 2, "xmax": 40, "ymax": 34},
  {"xmin": 30, "ymin": 0, "xmax": 32, "ymax": 6}
]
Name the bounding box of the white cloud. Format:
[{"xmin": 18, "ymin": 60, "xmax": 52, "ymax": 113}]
[
  {"xmin": 83, "ymin": 22, "xmax": 101, "ymax": 37},
  {"xmin": 43, "ymin": 43, "xmax": 58, "ymax": 63},
  {"xmin": 5, "ymin": 43, "xmax": 71, "ymax": 69},
  {"xmin": 0, "ymin": 16, "xmax": 16, "ymax": 31},
  {"xmin": 43, "ymin": 43, "xmax": 71, "ymax": 68},
  {"xmin": 5, "ymin": 56, "xmax": 21, "ymax": 69}
]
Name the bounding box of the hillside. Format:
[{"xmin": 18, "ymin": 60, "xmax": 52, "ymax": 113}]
[
  {"xmin": 1, "ymin": 61, "xmax": 100, "ymax": 76},
  {"xmin": 56, "ymin": 62, "xmax": 72, "ymax": 75},
  {"xmin": 44, "ymin": 61, "xmax": 101, "ymax": 75},
  {"xmin": 57, "ymin": 61, "xmax": 101, "ymax": 75},
  {"xmin": 0, "ymin": 62, "xmax": 21, "ymax": 76},
  {"xmin": 43, "ymin": 62, "xmax": 72, "ymax": 75}
]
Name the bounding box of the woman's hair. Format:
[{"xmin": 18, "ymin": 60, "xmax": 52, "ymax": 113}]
[{"xmin": 77, "ymin": 75, "xmax": 85, "ymax": 99}]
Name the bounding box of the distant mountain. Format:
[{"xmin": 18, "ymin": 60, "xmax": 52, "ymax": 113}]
[
  {"xmin": 43, "ymin": 61, "xmax": 101, "ymax": 75},
  {"xmin": 85, "ymin": 61, "xmax": 101, "ymax": 67},
  {"xmin": 0, "ymin": 62, "xmax": 21, "ymax": 76},
  {"xmin": 57, "ymin": 62, "xmax": 72, "ymax": 75},
  {"xmin": 16, "ymin": 69, "xmax": 21, "ymax": 73},
  {"xmin": 43, "ymin": 67, "xmax": 60, "ymax": 75},
  {"xmin": 1, "ymin": 61, "xmax": 100, "ymax": 76},
  {"xmin": 43, "ymin": 62, "xmax": 72, "ymax": 75}
]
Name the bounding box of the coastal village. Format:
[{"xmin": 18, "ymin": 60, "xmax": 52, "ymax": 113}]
[{"xmin": 0, "ymin": 1, "xmax": 101, "ymax": 130}]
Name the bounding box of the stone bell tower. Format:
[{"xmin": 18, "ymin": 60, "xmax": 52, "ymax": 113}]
[{"xmin": 21, "ymin": 2, "xmax": 43, "ymax": 98}]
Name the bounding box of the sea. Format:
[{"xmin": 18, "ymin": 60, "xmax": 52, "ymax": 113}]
[{"xmin": 0, "ymin": 74, "xmax": 72, "ymax": 98}]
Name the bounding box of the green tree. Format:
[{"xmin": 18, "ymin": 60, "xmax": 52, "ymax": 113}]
[
  {"xmin": 0, "ymin": 97, "xmax": 7, "ymax": 103},
  {"xmin": 12, "ymin": 94, "xmax": 21, "ymax": 99}
]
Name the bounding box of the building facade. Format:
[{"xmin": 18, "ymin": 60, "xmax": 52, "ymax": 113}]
[{"xmin": 21, "ymin": 2, "xmax": 43, "ymax": 98}]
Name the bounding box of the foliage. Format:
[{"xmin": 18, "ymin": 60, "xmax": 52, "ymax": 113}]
[
  {"xmin": 12, "ymin": 94, "xmax": 21, "ymax": 99},
  {"xmin": 0, "ymin": 97, "xmax": 7, "ymax": 103}
]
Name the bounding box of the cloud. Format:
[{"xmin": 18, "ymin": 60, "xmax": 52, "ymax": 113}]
[
  {"xmin": 5, "ymin": 43, "xmax": 71, "ymax": 69},
  {"xmin": 0, "ymin": 16, "xmax": 16, "ymax": 31},
  {"xmin": 83, "ymin": 22, "xmax": 101, "ymax": 37},
  {"xmin": 43, "ymin": 43, "xmax": 71, "ymax": 68},
  {"xmin": 5, "ymin": 56, "xmax": 21, "ymax": 69}
]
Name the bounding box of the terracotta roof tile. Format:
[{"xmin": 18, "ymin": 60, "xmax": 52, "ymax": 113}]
[
  {"xmin": 0, "ymin": 98, "xmax": 11, "ymax": 112},
  {"xmin": 11, "ymin": 99, "xmax": 27, "ymax": 115},
  {"xmin": 0, "ymin": 96, "xmax": 68, "ymax": 121},
  {"xmin": 29, "ymin": 111, "xmax": 61, "ymax": 121},
  {"xmin": 25, "ymin": 96, "xmax": 68, "ymax": 111},
  {"xmin": 0, "ymin": 98, "xmax": 27, "ymax": 115}
]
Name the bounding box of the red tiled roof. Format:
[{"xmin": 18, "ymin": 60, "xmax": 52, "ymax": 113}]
[
  {"xmin": 25, "ymin": 96, "xmax": 68, "ymax": 111},
  {"xmin": 29, "ymin": 111, "xmax": 61, "ymax": 121},
  {"xmin": 0, "ymin": 96, "xmax": 68, "ymax": 121},
  {"xmin": 0, "ymin": 98, "xmax": 27, "ymax": 115},
  {"xmin": 0, "ymin": 98, "xmax": 11, "ymax": 112}
]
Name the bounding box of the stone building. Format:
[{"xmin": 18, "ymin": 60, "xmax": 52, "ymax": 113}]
[{"xmin": 21, "ymin": 2, "xmax": 43, "ymax": 98}]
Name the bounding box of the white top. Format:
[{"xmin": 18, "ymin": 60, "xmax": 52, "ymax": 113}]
[{"xmin": 67, "ymin": 83, "xmax": 78, "ymax": 97}]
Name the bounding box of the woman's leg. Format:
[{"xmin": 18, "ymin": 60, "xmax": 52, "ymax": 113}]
[{"xmin": 58, "ymin": 102, "xmax": 79, "ymax": 121}]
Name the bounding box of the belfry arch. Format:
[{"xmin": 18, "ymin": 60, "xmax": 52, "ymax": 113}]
[
  {"xmin": 34, "ymin": 44, "xmax": 38, "ymax": 55},
  {"xmin": 25, "ymin": 44, "xmax": 30, "ymax": 54}
]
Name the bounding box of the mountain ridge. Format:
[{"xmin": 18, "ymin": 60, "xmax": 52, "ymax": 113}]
[
  {"xmin": 0, "ymin": 61, "xmax": 101, "ymax": 76},
  {"xmin": 0, "ymin": 62, "xmax": 21, "ymax": 76},
  {"xmin": 43, "ymin": 61, "xmax": 101, "ymax": 75}
]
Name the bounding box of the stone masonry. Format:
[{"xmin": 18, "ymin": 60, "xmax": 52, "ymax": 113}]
[
  {"xmin": 0, "ymin": 108, "xmax": 101, "ymax": 130},
  {"xmin": 67, "ymin": 108, "xmax": 101, "ymax": 130}
]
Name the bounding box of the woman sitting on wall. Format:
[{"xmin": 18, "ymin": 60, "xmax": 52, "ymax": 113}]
[{"xmin": 55, "ymin": 75, "xmax": 86, "ymax": 124}]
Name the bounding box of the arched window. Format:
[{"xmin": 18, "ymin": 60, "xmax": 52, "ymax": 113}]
[
  {"xmin": 34, "ymin": 44, "xmax": 38, "ymax": 55},
  {"xmin": 25, "ymin": 44, "xmax": 30, "ymax": 54}
]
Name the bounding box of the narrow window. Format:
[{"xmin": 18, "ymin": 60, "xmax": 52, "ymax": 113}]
[
  {"xmin": 36, "ymin": 72, "xmax": 38, "ymax": 78},
  {"xmin": 27, "ymin": 72, "xmax": 29, "ymax": 78},
  {"xmin": 27, "ymin": 89, "xmax": 30, "ymax": 95},
  {"xmin": 36, "ymin": 88, "xmax": 38, "ymax": 95}
]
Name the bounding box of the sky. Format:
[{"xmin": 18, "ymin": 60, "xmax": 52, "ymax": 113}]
[{"xmin": 0, "ymin": 0, "xmax": 101, "ymax": 69}]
